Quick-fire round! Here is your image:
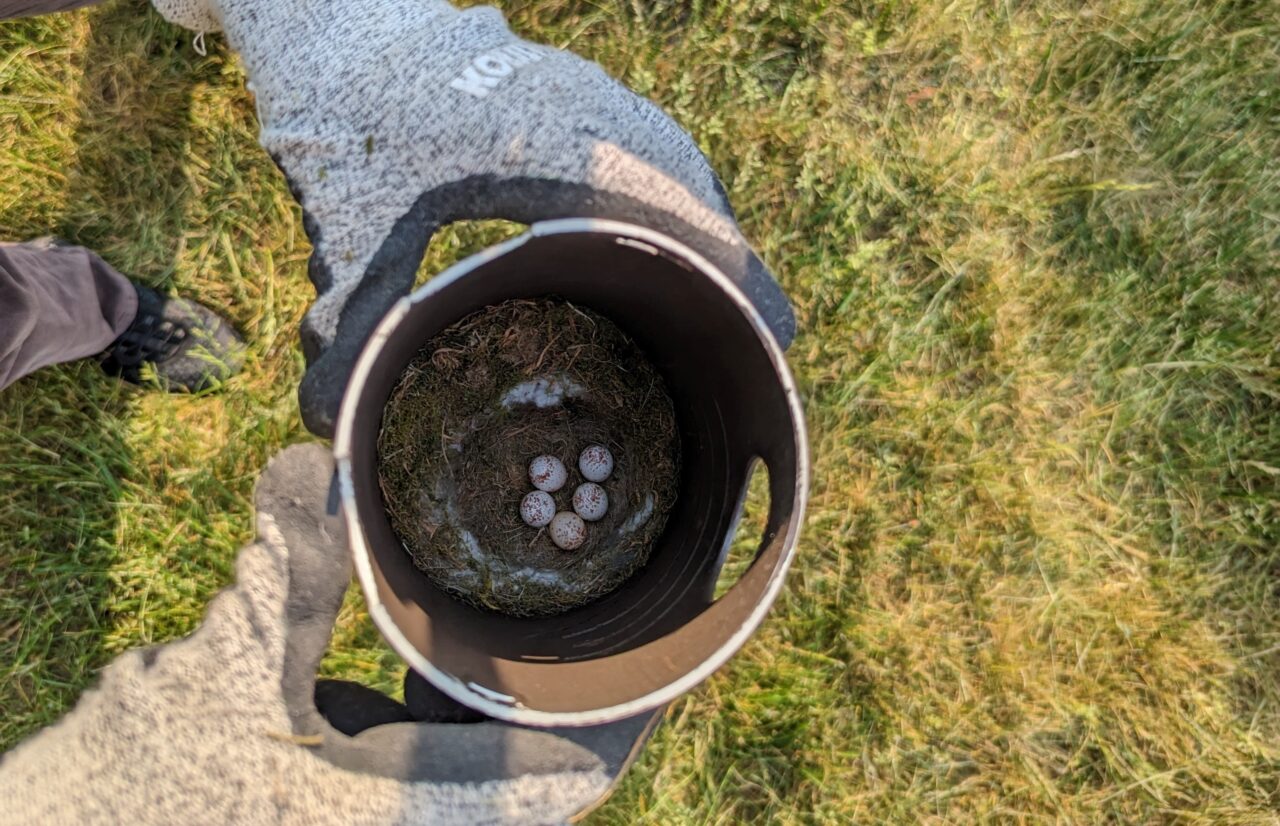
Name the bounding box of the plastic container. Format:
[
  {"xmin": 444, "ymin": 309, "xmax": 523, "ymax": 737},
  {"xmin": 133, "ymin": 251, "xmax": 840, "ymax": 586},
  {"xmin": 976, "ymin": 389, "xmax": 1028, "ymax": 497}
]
[{"xmin": 334, "ymin": 219, "xmax": 808, "ymax": 726}]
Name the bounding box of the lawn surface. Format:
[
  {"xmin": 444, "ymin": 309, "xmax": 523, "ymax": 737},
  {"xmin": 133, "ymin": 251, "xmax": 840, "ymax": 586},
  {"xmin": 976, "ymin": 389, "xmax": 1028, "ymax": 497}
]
[{"xmin": 2, "ymin": 0, "xmax": 1278, "ymax": 822}]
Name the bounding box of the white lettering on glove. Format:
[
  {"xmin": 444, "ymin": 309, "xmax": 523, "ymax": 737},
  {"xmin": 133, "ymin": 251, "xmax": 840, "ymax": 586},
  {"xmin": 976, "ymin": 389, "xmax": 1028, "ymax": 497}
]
[{"xmin": 449, "ymin": 43, "xmax": 548, "ymax": 98}]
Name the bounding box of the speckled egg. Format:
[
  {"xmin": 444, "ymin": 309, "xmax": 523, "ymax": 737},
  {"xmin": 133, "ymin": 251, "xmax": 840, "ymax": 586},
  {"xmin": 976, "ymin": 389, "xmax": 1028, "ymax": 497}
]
[
  {"xmin": 520, "ymin": 490, "xmax": 556, "ymax": 528},
  {"xmin": 528, "ymin": 455, "xmax": 568, "ymax": 492},
  {"xmin": 578, "ymin": 444, "xmax": 614, "ymax": 482},
  {"xmin": 549, "ymin": 511, "xmax": 587, "ymax": 550},
  {"xmin": 572, "ymin": 482, "xmax": 609, "ymax": 522}
]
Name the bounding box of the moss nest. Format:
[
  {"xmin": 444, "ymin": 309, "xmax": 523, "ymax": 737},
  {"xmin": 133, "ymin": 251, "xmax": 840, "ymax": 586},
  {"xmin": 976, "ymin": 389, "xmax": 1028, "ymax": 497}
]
[{"xmin": 377, "ymin": 298, "xmax": 680, "ymax": 617}]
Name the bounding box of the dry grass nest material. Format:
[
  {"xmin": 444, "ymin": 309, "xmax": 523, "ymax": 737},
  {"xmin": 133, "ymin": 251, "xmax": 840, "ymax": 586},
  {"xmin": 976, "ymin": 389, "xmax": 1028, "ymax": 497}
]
[{"xmin": 377, "ymin": 298, "xmax": 680, "ymax": 617}]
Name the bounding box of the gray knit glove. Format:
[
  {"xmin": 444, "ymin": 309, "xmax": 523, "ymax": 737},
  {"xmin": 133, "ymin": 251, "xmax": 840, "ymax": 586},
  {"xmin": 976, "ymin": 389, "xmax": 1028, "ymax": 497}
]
[
  {"xmin": 150, "ymin": 0, "xmax": 795, "ymax": 437},
  {"xmin": 0, "ymin": 444, "xmax": 655, "ymax": 825}
]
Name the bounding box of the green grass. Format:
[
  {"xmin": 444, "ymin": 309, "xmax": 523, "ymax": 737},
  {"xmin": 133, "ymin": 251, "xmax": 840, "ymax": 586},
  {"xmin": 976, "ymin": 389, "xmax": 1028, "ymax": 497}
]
[{"xmin": 1, "ymin": 0, "xmax": 1277, "ymax": 821}]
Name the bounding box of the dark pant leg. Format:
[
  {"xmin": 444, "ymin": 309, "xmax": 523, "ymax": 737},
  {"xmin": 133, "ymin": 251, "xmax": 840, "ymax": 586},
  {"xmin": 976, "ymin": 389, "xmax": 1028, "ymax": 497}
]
[{"xmin": 0, "ymin": 242, "xmax": 137, "ymax": 390}]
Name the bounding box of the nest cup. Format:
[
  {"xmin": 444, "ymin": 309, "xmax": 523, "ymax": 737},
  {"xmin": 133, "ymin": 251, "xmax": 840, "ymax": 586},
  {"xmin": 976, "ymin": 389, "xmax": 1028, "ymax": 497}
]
[{"xmin": 334, "ymin": 220, "xmax": 809, "ymax": 726}]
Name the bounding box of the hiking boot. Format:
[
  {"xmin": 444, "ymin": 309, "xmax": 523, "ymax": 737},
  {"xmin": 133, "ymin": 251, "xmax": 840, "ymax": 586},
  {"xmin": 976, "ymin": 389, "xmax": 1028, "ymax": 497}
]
[{"xmin": 99, "ymin": 284, "xmax": 244, "ymax": 392}]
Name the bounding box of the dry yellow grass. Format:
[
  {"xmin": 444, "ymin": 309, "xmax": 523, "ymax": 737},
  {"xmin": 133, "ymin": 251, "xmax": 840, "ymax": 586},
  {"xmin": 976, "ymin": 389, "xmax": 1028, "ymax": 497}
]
[{"xmin": 1, "ymin": 0, "xmax": 1277, "ymax": 822}]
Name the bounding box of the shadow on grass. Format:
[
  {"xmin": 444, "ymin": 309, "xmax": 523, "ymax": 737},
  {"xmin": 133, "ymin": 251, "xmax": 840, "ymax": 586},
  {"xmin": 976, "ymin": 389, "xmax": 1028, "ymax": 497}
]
[{"xmin": 0, "ymin": 3, "xmax": 213, "ymax": 748}]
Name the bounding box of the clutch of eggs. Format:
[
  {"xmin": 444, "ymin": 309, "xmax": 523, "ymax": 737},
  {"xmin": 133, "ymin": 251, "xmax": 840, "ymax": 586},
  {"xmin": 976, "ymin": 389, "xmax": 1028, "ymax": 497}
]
[{"xmin": 521, "ymin": 448, "xmax": 616, "ymax": 548}]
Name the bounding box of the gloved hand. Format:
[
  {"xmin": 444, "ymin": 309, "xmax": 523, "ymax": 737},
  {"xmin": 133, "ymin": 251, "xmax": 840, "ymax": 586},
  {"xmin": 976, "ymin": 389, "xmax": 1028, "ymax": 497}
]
[
  {"xmin": 0, "ymin": 444, "xmax": 657, "ymax": 825},
  {"xmin": 150, "ymin": 0, "xmax": 795, "ymax": 437}
]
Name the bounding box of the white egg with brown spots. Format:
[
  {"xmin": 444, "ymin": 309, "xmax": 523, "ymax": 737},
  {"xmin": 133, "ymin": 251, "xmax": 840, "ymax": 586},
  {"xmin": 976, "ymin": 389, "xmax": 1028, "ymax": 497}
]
[
  {"xmin": 520, "ymin": 490, "xmax": 555, "ymax": 528},
  {"xmin": 528, "ymin": 455, "xmax": 567, "ymax": 492},
  {"xmin": 572, "ymin": 482, "xmax": 609, "ymax": 522},
  {"xmin": 578, "ymin": 444, "xmax": 614, "ymax": 482},
  {"xmin": 549, "ymin": 511, "xmax": 587, "ymax": 550}
]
